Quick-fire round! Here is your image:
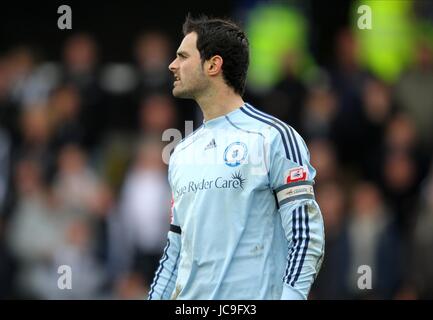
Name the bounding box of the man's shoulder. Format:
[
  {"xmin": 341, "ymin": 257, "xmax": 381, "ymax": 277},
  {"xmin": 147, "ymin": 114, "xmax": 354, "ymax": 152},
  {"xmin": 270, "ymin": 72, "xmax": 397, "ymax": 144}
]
[
  {"xmin": 240, "ymin": 103, "xmax": 296, "ymax": 142},
  {"xmin": 241, "ymin": 103, "xmax": 309, "ymax": 162}
]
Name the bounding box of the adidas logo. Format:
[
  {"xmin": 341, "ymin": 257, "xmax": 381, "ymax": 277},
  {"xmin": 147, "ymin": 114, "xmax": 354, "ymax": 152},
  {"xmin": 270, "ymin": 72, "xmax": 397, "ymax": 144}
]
[{"xmin": 204, "ymin": 139, "xmax": 217, "ymax": 150}]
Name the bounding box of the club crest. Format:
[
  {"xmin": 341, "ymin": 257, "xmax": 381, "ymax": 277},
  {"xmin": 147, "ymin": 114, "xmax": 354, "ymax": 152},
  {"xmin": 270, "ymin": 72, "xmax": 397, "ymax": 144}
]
[{"xmin": 224, "ymin": 142, "xmax": 248, "ymax": 167}]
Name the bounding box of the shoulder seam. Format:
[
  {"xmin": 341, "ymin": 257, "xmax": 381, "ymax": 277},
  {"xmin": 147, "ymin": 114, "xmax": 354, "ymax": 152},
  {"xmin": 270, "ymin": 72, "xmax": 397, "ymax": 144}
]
[
  {"xmin": 241, "ymin": 104, "xmax": 303, "ymax": 165},
  {"xmin": 224, "ymin": 114, "xmax": 265, "ymax": 137}
]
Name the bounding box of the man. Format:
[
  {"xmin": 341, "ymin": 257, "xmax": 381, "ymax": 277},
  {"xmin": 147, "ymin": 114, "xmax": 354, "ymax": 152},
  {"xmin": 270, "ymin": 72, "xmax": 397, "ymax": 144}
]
[{"xmin": 148, "ymin": 14, "xmax": 324, "ymax": 300}]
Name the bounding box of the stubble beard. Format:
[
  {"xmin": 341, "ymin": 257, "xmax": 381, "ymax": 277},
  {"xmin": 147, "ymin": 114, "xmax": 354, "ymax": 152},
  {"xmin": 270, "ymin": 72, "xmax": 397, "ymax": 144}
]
[
  {"xmin": 175, "ymin": 62, "xmax": 212, "ymax": 99},
  {"xmin": 172, "ymin": 77, "xmax": 208, "ymax": 100},
  {"xmin": 172, "ymin": 85, "xmax": 195, "ymax": 99}
]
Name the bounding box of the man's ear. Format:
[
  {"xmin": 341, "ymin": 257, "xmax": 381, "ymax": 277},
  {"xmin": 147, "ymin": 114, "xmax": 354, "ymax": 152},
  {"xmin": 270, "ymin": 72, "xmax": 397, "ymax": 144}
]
[{"xmin": 206, "ymin": 55, "xmax": 223, "ymax": 76}]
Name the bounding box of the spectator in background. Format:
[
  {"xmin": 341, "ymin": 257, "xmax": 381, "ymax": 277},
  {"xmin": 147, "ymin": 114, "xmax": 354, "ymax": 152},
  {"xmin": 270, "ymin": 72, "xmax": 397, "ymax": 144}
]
[
  {"xmin": 410, "ymin": 161, "xmax": 433, "ymax": 299},
  {"xmin": 0, "ymin": 55, "xmax": 12, "ymax": 107},
  {"xmin": 7, "ymin": 148, "xmax": 111, "ymax": 299},
  {"xmin": 332, "ymin": 76, "xmax": 394, "ymax": 173},
  {"xmin": 48, "ymin": 216, "xmax": 108, "ymax": 299},
  {"xmin": 138, "ymin": 93, "xmax": 178, "ymax": 135},
  {"xmin": 395, "ymin": 38, "xmax": 433, "ymax": 155},
  {"xmin": 341, "ymin": 182, "xmax": 403, "ymax": 299},
  {"xmin": 6, "ymin": 159, "xmax": 68, "ymax": 298},
  {"xmin": 62, "ymin": 33, "xmax": 99, "ymax": 94},
  {"xmin": 0, "ymin": 128, "xmax": 12, "ymax": 217},
  {"xmin": 330, "ymin": 28, "xmax": 368, "ymax": 115},
  {"xmin": 53, "ymin": 143, "xmax": 111, "ymax": 264},
  {"xmin": 301, "ymin": 70, "xmax": 337, "ymax": 140},
  {"xmin": 0, "ymin": 54, "xmax": 24, "ymax": 141},
  {"xmin": 61, "ymin": 33, "xmax": 105, "ymax": 149},
  {"xmin": 329, "ymin": 28, "xmax": 370, "ymax": 167},
  {"xmin": 53, "ymin": 144, "xmax": 101, "ymax": 216},
  {"xmin": 358, "ymin": 78, "xmax": 394, "ymax": 177},
  {"xmin": 0, "ymin": 60, "xmax": 15, "ymax": 217},
  {"xmin": 0, "ymin": 216, "xmax": 16, "ymax": 299},
  {"xmin": 133, "ymin": 31, "xmax": 172, "ymax": 95},
  {"xmin": 97, "ymin": 92, "xmax": 178, "ymax": 193},
  {"xmin": 108, "ymin": 137, "xmax": 170, "ymax": 288},
  {"xmin": 379, "ymin": 114, "xmax": 426, "ymax": 236},
  {"xmin": 48, "ymin": 85, "xmax": 85, "ymax": 153},
  {"xmin": 312, "ymin": 181, "xmax": 347, "ymax": 299},
  {"xmin": 0, "ymin": 56, "xmax": 13, "ymax": 107},
  {"xmin": 252, "ymin": 50, "xmax": 307, "ymax": 131},
  {"xmin": 308, "ymin": 138, "xmax": 340, "ymax": 185},
  {"xmin": 308, "ymin": 138, "xmax": 349, "ymax": 299},
  {"xmin": 16, "ymin": 105, "xmax": 55, "ymax": 182},
  {"xmin": 6, "ymin": 47, "xmax": 46, "ymax": 106},
  {"xmin": 113, "ymin": 272, "xmax": 148, "ymax": 299},
  {"xmin": 133, "ymin": 31, "xmax": 198, "ymax": 127}
]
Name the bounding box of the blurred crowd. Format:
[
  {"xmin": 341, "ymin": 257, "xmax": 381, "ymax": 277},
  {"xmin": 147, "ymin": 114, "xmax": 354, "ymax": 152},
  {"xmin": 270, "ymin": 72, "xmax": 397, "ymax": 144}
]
[
  {"xmin": 1, "ymin": 17, "xmax": 433, "ymax": 300},
  {"xmin": 0, "ymin": 32, "xmax": 192, "ymax": 299}
]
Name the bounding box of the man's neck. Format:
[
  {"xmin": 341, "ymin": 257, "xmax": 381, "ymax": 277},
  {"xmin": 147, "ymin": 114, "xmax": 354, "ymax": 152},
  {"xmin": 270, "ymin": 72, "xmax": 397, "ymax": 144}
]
[{"xmin": 196, "ymin": 85, "xmax": 245, "ymax": 121}]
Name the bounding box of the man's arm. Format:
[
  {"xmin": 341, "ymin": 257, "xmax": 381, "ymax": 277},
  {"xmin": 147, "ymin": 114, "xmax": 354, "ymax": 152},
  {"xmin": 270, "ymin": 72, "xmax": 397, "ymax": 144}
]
[
  {"xmin": 148, "ymin": 191, "xmax": 182, "ymax": 300},
  {"xmin": 269, "ymin": 127, "xmax": 325, "ymax": 300},
  {"xmin": 147, "ymin": 227, "xmax": 181, "ymax": 300},
  {"xmin": 278, "ymin": 199, "xmax": 324, "ymax": 299}
]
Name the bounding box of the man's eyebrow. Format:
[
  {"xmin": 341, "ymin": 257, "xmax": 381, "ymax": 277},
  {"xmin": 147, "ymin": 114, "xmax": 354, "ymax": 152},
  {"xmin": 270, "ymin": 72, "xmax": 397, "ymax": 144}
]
[{"xmin": 176, "ymin": 51, "xmax": 189, "ymax": 57}]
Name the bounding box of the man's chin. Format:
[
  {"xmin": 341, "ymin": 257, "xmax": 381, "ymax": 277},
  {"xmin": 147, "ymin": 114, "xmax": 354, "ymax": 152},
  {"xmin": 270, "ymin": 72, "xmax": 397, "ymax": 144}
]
[
  {"xmin": 172, "ymin": 88, "xmax": 181, "ymax": 97},
  {"xmin": 172, "ymin": 89, "xmax": 191, "ymax": 99}
]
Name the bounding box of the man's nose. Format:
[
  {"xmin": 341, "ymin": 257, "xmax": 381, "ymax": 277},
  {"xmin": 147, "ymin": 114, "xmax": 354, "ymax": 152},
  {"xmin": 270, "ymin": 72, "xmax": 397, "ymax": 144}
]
[{"xmin": 168, "ymin": 59, "xmax": 178, "ymax": 72}]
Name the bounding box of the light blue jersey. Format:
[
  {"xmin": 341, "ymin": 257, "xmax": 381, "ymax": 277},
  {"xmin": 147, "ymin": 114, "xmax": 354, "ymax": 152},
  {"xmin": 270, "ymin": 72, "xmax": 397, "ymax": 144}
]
[{"xmin": 148, "ymin": 103, "xmax": 324, "ymax": 300}]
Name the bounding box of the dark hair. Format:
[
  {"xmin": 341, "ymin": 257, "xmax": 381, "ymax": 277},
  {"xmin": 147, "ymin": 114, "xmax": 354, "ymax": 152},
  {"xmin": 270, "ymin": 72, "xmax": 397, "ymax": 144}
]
[{"xmin": 182, "ymin": 14, "xmax": 249, "ymax": 96}]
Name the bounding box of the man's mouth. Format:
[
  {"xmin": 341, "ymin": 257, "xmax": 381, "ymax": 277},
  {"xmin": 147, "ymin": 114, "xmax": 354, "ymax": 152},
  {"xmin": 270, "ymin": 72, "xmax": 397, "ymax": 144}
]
[{"xmin": 173, "ymin": 75, "xmax": 180, "ymax": 86}]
